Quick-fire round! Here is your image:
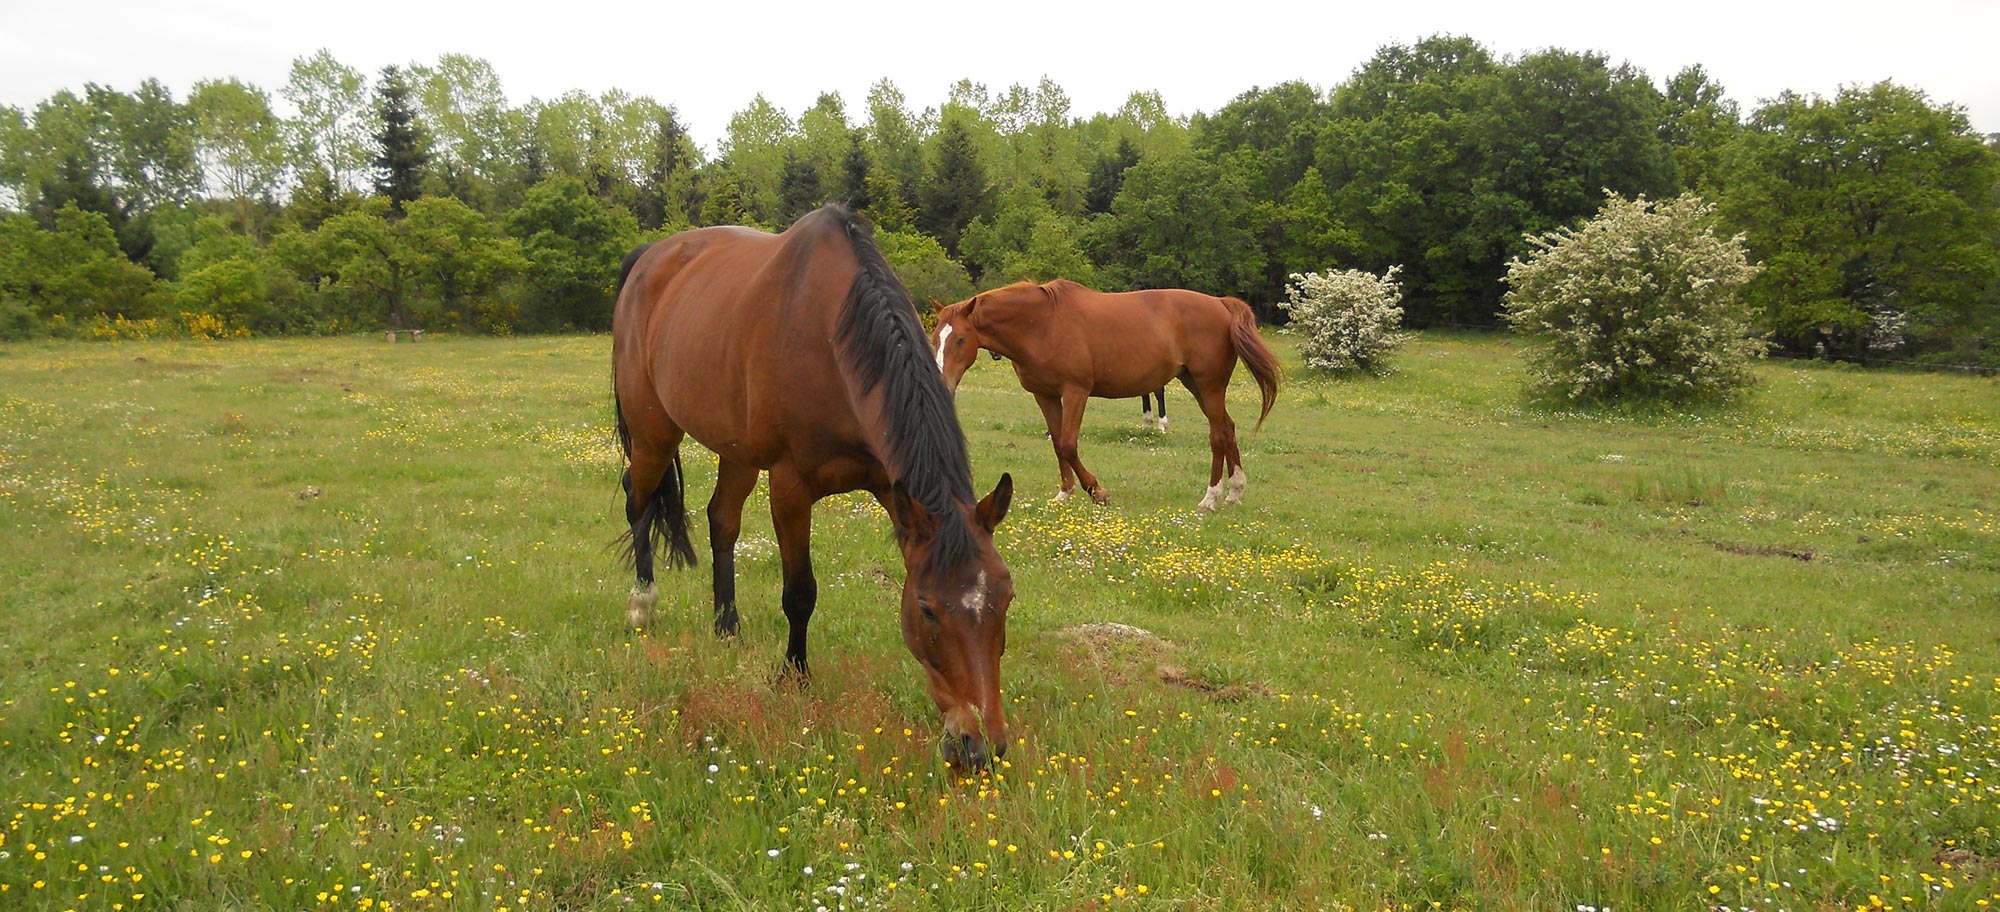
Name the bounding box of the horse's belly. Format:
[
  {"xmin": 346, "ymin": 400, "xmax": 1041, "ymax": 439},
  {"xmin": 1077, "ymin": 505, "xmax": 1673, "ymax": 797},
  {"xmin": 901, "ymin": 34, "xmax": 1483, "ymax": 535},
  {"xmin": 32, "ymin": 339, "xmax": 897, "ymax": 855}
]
[{"xmin": 1091, "ymin": 365, "xmax": 1180, "ymax": 399}]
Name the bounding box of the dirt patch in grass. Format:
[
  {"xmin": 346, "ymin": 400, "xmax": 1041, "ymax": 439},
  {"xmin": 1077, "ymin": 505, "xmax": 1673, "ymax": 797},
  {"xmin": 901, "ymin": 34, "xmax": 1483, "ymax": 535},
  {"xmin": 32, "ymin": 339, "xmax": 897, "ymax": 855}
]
[
  {"xmin": 1156, "ymin": 664, "xmax": 1269, "ymax": 702},
  {"xmin": 131, "ymin": 355, "xmax": 219, "ymax": 372},
  {"xmin": 1704, "ymin": 538, "xmax": 1815, "ymax": 561}
]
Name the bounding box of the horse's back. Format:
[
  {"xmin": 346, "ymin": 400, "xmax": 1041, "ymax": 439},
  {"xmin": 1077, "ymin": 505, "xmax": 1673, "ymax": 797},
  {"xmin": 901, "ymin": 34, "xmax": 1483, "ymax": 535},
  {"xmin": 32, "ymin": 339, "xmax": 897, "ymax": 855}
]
[
  {"xmin": 614, "ymin": 218, "xmax": 860, "ymax": 468},
  {"xmin": 1057, "ymin": 286, "xmax": 1236, "ymax": 396}
]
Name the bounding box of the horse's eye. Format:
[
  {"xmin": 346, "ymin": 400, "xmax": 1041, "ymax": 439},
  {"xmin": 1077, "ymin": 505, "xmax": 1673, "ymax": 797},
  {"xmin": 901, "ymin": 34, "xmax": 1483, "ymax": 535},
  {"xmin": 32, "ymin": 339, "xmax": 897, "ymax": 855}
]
[{"xmin": 919, "ymin": 604, "xmax": 938, "ymax": 622}]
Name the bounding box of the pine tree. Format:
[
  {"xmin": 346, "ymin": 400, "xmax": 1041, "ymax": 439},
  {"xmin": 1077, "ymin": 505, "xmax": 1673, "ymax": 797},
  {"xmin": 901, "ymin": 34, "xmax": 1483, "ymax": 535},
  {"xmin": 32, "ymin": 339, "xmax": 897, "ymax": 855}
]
[
  {"xmin": 919, "ymin": 117, "xmax": 993, "ymax": 256},
  {"xmin": 777, "ymin": 150, "xmax": 823, "ymax": 224},
  {"xmin": 639, "ymin": 108, "xmax": 694, "ymax": 230},
  {"xmin": 371, "ymin": 65, "xmax": 429, "ymax": 214},
  {"xmin": 1084, "ymin": 137, "xmax": 1139, "ymax": 215},
  {"xmin": 839, "ymin": 130, "xmax": 872, "ymax": 212}
]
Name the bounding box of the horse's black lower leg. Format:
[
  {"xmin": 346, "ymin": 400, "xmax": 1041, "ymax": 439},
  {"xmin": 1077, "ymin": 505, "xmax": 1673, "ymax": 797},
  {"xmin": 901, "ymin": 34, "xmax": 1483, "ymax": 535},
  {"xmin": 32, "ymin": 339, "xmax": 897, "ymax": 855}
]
[
  {"xmin": 781, "ymin": 564, "xmax": 817, "ymax": 676},
  {"xmin": 769, "ymin": 474, "xmax": 817, "ymax": 678},
  {"xmin": 707, "ymin": 461, "xmax": 758, "ymax": 639},
  {"xmin": 711, "ymin": 542, "xmax": 739, "ymax": 637},
  {"xmin": 623, "ymin": 464, "xmax": 665, "ymax": 629},
  {"xmin": 623, "ymin": 468, "xmax": 654, "ymax": 587}
]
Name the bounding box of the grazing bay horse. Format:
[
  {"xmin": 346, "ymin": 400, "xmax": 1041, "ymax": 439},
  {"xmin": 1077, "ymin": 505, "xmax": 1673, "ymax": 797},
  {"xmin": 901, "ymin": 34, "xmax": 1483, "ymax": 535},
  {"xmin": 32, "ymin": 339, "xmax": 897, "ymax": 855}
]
[
  {"xmin": 613, "ymin": 205, "xmax": 1016, "ymax": 771},
  {"xmin": 934, "ymin": 279, "xmax": 1280, "ymax": 511}
]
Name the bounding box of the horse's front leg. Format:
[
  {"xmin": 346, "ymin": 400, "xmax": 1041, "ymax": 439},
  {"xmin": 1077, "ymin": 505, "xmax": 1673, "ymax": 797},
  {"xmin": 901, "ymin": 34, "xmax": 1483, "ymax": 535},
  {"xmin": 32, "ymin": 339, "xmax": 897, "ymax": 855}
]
[
  {"xmin": 1034, "ymin": 393, "xmax": 1079, "ymax": 500},
  {"xmin": 1058, "ymin": 389, "xmax": 1108, "ymax": 505},
  {"xmin": 767, "ymin": 468, "xmax": 819, "ymax": 677},
  {"xmin": 706, "ymin": 459, "xmax": 760, "ymax": 638}
]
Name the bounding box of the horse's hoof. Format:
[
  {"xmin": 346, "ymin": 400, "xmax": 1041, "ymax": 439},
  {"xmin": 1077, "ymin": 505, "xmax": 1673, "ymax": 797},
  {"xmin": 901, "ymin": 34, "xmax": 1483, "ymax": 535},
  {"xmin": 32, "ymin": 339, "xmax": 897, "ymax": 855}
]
[
  {"xmin": 626, "ymin": 584, "xmax": 659, "ymax": 630},
  {"xmin": 1054, "ymin": 488, "xmax": 1073, "ymax": 503},
  {"xmin": 1157, "ymin": 417, "xmax": 1168, "ymax": 433},
  {"xmin": 713, "ymin": 608, "xmax": 739, "ymax": 639},
  {"xmin": 1089, "ymin": 487, "xmax": 1110, "ymax": 506}
]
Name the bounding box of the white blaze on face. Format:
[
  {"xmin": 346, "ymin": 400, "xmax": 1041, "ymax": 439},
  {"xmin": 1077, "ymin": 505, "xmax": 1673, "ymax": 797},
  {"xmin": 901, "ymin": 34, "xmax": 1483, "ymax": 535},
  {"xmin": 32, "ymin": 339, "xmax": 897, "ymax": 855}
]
[
  {"xmin": 935, "ymin": 324, "xmax": 954, "ymax": 373},
  {"xmin": 960, "ymin": 570, "xmax": 987, "ymax": 617}
]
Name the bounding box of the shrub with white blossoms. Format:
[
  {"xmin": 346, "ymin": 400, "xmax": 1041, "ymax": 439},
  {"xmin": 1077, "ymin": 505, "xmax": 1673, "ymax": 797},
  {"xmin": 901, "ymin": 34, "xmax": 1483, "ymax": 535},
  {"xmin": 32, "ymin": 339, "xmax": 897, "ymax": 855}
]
[
  {"xmin": 1280, "ymin": 265, "xmax": 1411, "ymax": 374},
  {"xmin": 1503, "ymin": 193, "xmax": 1764, "ymax": 403}
]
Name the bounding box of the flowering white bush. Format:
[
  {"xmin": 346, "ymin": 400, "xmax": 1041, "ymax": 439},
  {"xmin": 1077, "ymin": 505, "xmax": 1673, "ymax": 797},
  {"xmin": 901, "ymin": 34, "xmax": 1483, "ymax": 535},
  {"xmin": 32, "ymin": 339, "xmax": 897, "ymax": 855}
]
[
  {"xmin": 1503, "ymin": 193, "xmax": 1764, "ymax": 403},
  {"xmin": 1280, "ymin": 266, "xmax": 1411, "ymax": 374}
]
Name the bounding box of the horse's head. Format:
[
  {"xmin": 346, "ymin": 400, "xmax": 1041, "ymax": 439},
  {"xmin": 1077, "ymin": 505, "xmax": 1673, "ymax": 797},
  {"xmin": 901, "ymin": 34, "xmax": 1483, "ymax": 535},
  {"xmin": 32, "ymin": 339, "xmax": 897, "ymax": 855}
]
[
  {"xmin": 932, "ymin": 298, "xmax": 983, "ymax": 393},
  {"xmin": 887, "ymin": 473, "xmax": 1015, "ymax": 773}
]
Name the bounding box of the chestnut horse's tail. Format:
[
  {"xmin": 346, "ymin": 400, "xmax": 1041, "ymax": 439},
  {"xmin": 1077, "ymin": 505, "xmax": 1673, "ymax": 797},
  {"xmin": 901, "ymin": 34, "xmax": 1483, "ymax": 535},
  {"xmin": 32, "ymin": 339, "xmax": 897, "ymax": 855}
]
[
  {"xmin": 1223, "ymin": 296, "xmax": 1281, "ymax": 429},
  {"xmin": 612, "ymin": 240, "xmax": 697, "ymax": 571}
]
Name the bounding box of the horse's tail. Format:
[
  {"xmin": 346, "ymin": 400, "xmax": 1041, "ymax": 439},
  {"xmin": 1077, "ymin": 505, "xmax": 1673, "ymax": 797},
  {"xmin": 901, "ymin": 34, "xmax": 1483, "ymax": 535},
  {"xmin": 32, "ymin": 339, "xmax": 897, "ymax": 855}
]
[
  {"xmin": 1223, "ymin": 296, "xmax": 1281, "ymax": 430},
  {"xmin": 611, "ymin": 240, "xmax": 696, "ymax": 571}
]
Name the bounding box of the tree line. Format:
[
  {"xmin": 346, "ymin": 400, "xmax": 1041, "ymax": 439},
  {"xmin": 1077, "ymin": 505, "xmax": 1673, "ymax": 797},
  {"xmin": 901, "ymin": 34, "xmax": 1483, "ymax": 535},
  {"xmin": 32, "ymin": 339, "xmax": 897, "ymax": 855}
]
[{"xmin": 3, "ymin": 36, "xmax": 1996, "ymax": 366}]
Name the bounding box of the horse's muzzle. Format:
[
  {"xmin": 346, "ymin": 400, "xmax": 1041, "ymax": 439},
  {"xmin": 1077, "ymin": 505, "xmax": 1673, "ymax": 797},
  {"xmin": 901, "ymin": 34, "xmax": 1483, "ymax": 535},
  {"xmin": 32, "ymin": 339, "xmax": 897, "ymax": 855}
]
[{"xmin": 940, "ymin": 730, "xmax": 1006, "ymax": 772}]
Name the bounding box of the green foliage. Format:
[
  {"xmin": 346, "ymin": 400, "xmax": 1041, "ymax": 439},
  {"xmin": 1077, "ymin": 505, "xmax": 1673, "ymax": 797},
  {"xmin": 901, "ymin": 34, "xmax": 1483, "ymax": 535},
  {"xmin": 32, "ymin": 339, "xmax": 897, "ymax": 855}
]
[
  {"xmin": 1091, "ymin": 147, "xmax": 1261, "ymax": 294},
  {"xmin": 0, "ymin": 205, "xmax": 161, "ymax": 324},
  {"xmin": 408, "ymin": 54, "xmax": 515, "ymax": 210},
  {"xmin": 504, "ymin": 176, "xmax": 639, "ymax": 331},
  {"xmin": 4, "ymin": 42, "xmax": 1995, "ymax": 358},
  {"xmin": 0, "ymin": 296, "xmax": 36, "ymax": 340},
  {"xmin": 958, "ymin": 185, "xmax": 1096, "ymax": 286},
  {"xmin": 1504, "ymin": 193, "xmax": 1764, "ymax": 403},
  {"xmin": 918, "ymin": 116, "xmax": 994, "ymax": 256},
  {"xmin": 633, "ymin": 104, "xmax": 699, "ymax": 231},
  {"xmin": 175, "ymin": 254, "xmax": 270, "ymax": 332},
  {"xmin": 1323, "ymin": 38, "xmax": 1678, "ymax": 324},
  {"xmin": 1660, "ymin": 65, "xmax": 1741, "ymax": 196},
  {"xmin": 776, "ymin": 150, "xmax": 824, "ymax": 225},
  {"xmin": 1082, "ymin": 136, "xmax": 1138, "ymax": 216},
  {"xmin": 310, "ymin": 199, "xmax": 423, "ymax": 328},
  {"xmin": 401, "ymin": 195, "xmax": 526, "ymax": 330},
  {"xmin": 876, "ymin": 228, "xmax": 973, "ymax": 311},
  {"xmin": 187, "ymin": 78, "xmax": 287, "ymax": 207},
  {"xmin": 1717, "ymin": 82, "xmax": 2000, "ymax": 363},
  {"xmin": 281, "ymin": 50, "xmax": 372, "ymax": 195},
  {"xmin": 719, "ymin": 93, "xmax": 792, "ymax": 225}
]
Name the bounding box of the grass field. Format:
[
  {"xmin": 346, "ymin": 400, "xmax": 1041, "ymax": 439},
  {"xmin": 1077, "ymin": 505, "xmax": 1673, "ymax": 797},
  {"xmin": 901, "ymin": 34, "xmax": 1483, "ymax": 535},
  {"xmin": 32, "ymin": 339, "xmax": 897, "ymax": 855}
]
[{"xmin": 2, "ymin": 331, "xmax": 1997, "ymax": 911}]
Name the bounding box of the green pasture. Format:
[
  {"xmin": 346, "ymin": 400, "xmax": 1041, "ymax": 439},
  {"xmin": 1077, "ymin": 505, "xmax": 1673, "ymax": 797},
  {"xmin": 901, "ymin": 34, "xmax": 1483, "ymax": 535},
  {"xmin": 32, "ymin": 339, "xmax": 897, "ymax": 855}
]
[{"xmin": 2, "ymin": 332, "xmax": 1997, "ymax": 911}]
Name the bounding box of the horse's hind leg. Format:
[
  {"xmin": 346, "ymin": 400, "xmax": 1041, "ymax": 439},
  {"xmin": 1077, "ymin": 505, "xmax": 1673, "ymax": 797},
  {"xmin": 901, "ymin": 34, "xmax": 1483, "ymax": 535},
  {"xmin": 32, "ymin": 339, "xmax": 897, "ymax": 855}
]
[
  {"xmin": 767, "ymin": 467, "xmax": 819, "ymax": 677},
  {"xmin": 1155, "ymin": 387, "xmax": 1168, "ymax": 433},
  {"xmin": 706, "ymin": 459, "xmax": 760, "ymax": 638},
  {"xmin": 1141, "ymin": 391, "xmax": 1156, "ymax": 429},
  {"xmin": 1187, "ymin": 381, "xmax": 1239, "ymax": 512},
  {"xmin": 623, "ymin": 434, "xmax": 686, "ymax": 628}
]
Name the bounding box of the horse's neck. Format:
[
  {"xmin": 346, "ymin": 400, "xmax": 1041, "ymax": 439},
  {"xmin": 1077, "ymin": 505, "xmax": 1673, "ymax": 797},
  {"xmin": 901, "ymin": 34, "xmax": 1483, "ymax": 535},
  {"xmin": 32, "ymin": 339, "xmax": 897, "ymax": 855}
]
[{"xmin": 974, "ymin": 309, "xmax": 1032, "ymax": 362}]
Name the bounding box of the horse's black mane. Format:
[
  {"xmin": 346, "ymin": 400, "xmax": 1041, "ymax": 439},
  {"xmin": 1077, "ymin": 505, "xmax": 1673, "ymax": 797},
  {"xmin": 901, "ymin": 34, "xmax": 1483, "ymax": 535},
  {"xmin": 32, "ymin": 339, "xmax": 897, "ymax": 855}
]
[{"xmin": 817, "ymin": 205, "xmax": 979, "ymax": 576}]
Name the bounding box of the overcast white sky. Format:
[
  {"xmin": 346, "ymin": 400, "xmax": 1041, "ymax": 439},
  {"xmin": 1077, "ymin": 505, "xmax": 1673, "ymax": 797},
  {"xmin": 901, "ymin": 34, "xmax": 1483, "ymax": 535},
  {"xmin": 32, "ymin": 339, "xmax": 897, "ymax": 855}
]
[{"xmin": 4, "ymin": 0, "xmax": 1996, "ymax": 153}]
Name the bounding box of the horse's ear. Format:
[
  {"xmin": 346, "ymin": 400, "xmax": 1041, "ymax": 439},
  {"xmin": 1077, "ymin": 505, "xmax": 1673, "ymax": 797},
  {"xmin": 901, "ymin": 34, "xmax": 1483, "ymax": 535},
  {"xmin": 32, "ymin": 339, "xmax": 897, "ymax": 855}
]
[
  {"xmin": 889, "ymin": 481, "xmax": 937, "ymax": 542},
  {"xmin": 976, "ymin": 473, "xmax": 1013, "ymax": 532},
  {"xmin": 926, "ymin": 296, "xmax": 942, "ymax": 313}
]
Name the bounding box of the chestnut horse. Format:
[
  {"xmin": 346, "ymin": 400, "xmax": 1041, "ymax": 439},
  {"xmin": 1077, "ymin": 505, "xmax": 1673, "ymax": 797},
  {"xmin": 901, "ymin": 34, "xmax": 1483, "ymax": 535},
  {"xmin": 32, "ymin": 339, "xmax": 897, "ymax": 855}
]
[
  {"xmin": 613, "ymin": 205, "xmax": 1016, "ymax": 771},
  {"xmin": 934, "ymin": 279, "xmax": 1280, "ymax": 511}
]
